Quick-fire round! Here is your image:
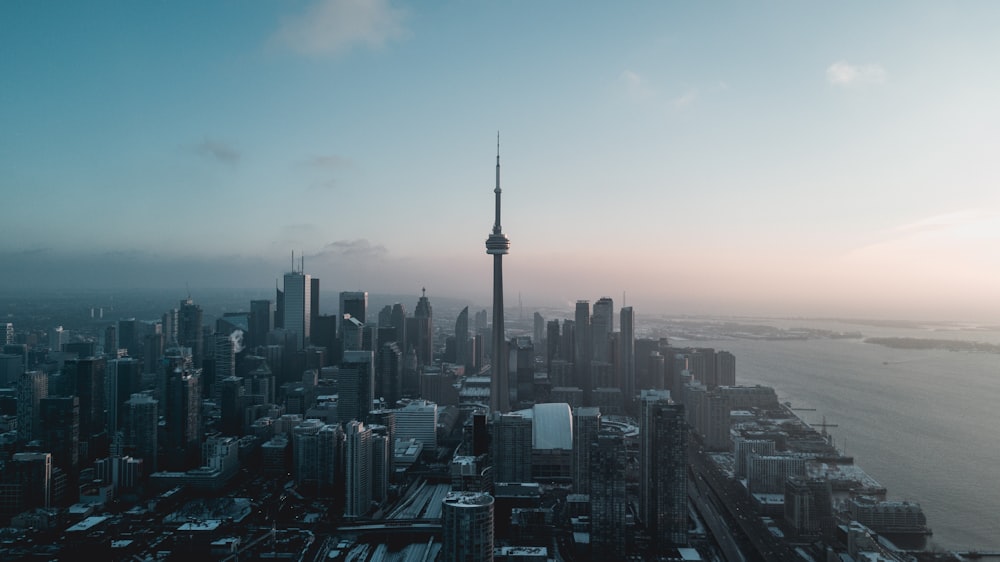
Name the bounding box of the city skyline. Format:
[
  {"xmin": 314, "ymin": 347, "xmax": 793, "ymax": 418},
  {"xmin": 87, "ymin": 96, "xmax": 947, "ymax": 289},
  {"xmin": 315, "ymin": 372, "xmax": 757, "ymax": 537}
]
[{"xmin": 3, "ymin": 1, "xmax": 1000, "ymax": 321}]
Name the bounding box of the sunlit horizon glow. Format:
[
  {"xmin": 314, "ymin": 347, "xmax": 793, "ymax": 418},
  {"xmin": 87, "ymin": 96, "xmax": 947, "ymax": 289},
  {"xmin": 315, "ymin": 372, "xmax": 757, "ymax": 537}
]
[{"xmin": 2, "ymin": 1, "xmax": 999, "ymax": 322}]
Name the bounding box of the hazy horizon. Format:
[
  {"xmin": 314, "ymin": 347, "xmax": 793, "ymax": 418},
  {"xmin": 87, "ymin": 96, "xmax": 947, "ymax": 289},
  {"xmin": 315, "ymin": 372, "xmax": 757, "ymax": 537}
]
[{"xmin": 3, "ymin": 1, "xmax": 999, "ymax": 323}]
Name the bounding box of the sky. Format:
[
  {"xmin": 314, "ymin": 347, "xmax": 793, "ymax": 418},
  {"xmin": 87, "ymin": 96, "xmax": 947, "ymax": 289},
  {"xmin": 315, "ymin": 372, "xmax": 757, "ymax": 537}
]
[{"xmin": 2, "ymin": 1, "xmax": 1000, "ymax": 321}]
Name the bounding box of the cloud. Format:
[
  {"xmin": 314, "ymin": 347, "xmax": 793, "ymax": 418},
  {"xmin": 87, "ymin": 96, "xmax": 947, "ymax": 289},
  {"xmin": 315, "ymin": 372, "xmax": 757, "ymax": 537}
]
[
  {"xmin": 309, "ymin": 239, "xmax": 388, "ymax": 261},
  {"xmin": 887, "ymin": 210, "xmax": 991, "ymax": 236},
  {"xmin": 271, "ymin": 0, "xmax": 407, "ymax": 57},
  {"xmin": 619, "ymin": 70, "xmax": 654, "ymax": 102},
  {"xmin": 197, "ymin": 139, "xmax": 240, "ymax": 164},
  {"xmin": 671, "ymin": 89, "xmax": 698, "ymax": 108},
  {"xmin": 826, "ymin": 61, "xmax": 887, "ymax": 86}
]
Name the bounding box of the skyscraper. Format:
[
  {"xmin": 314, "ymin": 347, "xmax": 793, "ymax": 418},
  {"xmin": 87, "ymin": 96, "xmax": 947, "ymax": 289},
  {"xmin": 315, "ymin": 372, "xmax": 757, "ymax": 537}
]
[
  {"xmin": 590, "ymin": 427, "xmax": 627, "ymax": 557},
  {"xmin": 620, "ymin": 306, "xmax": 636, "ymax": 408},
  {"xmin": 344, "ymin": 420, "xmax": 372, "ymax": 518},
  {"xmin": 486, "ymin": 135, "xmax": 511, "ymax": 414},
  {"xmin": 592, "ymin": 297, "xmax": 614, "ymax": 362},
  {"xmin": 17, "ymin": 370, "xmax": 48, "ymax": 444},
  {"xmin": 163, "ymin": 355, "xmax": 201, "ymax": 471},
  {"xmin": 39, "ymin": 396, "xmax": 79, "ymax": 476},
  {"xmin": 375, "ymin": 342, "xmax": 402, "ymax": 408},
  {"xmin": 572, "ymin": 406, "xmax": 601, "ymax": 495},
  {"xmin": 249, "ymin": 299, "xmax": 273, "ymax": 349},
  {"xmin": 411, "ymin": 288, "xmax": 433, "ymax": 366},
  {"xmin": 107, "ymin": 357, "xmax": 141, "ymax": 434},
  {"xmin": 339, "ymin": 291, "xmax": 368, "ymax": 336},
  {"xmin": 574, "ymin": 301, "xmax": 591, "ymax": 403},
  {"xmin": 639, "ymin": 389, "xmax": 688, "ymax": 547},
  {"xmin": 283, "ymin": 269, "xmax": 311, "ymax": 350},
  {"xmin": 124, "ymin": 393, "xmax": 158, "ymax": 474},
  {"xmin": 63, "ymin": 357, "xmax": 107, "ymax": 456},
  {"xmin": 455, "ymin": 306, "xmax": 470, "ymax": 369},
  {"xmin": 338, "ymin": 350, "xmax": 374, "ymax": 425},
  {"xmin": 178, "ymin": 298, "xmax": 204, "ymax": 367}
]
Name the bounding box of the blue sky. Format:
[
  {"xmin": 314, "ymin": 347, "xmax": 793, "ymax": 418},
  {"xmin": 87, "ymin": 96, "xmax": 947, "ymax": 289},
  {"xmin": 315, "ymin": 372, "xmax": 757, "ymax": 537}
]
[{"xmin": 2, "ymin": 1, "xmax": 999, "ymax": 320}]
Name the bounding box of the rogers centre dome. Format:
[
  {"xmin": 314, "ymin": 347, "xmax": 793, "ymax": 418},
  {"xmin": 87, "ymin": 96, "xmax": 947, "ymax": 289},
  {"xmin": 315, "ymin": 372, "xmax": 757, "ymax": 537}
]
[{"xmin": 514, "ymin": 402, "xmax": 573, "ymax": 450}]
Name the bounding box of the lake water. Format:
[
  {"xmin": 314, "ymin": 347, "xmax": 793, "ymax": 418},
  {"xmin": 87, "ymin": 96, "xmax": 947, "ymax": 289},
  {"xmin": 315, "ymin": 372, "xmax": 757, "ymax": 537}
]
[{"xmin": 686, "ymin": 319, "xmax": 1000, "ymax": 551}]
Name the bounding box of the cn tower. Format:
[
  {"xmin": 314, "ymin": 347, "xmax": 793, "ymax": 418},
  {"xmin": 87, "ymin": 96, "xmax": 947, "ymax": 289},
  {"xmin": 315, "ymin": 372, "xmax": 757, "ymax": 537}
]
[{"xmin": 486, "ymin": 133, "xmax": 511, "ymax": 413}]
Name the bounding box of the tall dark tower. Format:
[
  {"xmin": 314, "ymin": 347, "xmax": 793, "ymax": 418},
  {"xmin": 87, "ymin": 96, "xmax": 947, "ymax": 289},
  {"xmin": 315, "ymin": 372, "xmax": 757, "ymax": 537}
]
[{"xmin": 486, "ymin": 134, "xmax": 511, "ymax": 414}]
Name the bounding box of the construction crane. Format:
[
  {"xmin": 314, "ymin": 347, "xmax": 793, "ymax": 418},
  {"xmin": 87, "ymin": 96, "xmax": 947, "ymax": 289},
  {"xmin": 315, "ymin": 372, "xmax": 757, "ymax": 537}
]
[{"xmin": 815, "ymin": 416, "xmax": 839, "ymax": 436}]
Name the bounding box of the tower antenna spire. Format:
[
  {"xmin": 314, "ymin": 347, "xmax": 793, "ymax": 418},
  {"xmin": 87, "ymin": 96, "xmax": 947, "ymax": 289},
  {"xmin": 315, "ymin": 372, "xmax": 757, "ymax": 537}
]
[{"xmin": 494, "ymin": 132, "xmax": 502, "ymax": 234}]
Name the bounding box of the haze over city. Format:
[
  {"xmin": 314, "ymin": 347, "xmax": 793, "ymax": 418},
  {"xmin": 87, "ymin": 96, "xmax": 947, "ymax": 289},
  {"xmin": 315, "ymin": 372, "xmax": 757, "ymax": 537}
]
[{"xmin": 3, "ymin": 1, "xmax": 1000, "ymax": 320}]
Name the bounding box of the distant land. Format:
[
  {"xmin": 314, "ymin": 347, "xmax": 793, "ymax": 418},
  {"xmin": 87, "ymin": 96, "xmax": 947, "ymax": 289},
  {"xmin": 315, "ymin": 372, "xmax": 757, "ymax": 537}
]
[{"xmin": 864, "ymin": 336, "xmax": 1000, "ymax": 354}]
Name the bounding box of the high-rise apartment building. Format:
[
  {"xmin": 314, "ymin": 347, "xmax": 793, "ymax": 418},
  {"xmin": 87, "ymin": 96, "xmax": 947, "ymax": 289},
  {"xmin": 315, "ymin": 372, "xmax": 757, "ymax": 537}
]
[
  {"xmin": 442, "ymin": 491, "xmax": 495, "ymax": 562},
  {"xmin": 639, "ymin": 390, "xmax": 688, "ymax": 547},
  {"xmin": 572, "ymin": 406, "xmax": 601, "ymax": 495},
  {"xmin": 491, "ymin": 411, "xmax": 532, "ymax": 483},
  {"xmin": 590, "ymin": 427, "xmax": 627, "ymax": 557},
  {"xmin": 344, "ymin": 420, "xmax": 372, "ymax": 518}
]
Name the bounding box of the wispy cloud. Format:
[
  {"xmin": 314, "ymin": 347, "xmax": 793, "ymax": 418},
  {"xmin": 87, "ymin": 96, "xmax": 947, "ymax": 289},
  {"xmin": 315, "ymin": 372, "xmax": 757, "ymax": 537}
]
[
  {"xmin": 197, "ymin": 139, "xmax": 240, "ymax": 164},
  {"xmin": 826, "ymin": 60, "xmax": 887, "ymax": 86},
  {"xmin": 310, "ymin": 239, "xmax": 388, "ymax": 261},
  {"xmin": 671, "ymin": 88, "xmax": 699, "ymax": 108},
  {"xmin": 619, "ymin": 70, "xmax": 654, "ymax": 102},
  {"xmin": 271, "ymin": 0, "xmax": 407, "ymax": 57},
  {"xmin": 888, "ymin": 210, "xmax": 990, "ymax": 236}
]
